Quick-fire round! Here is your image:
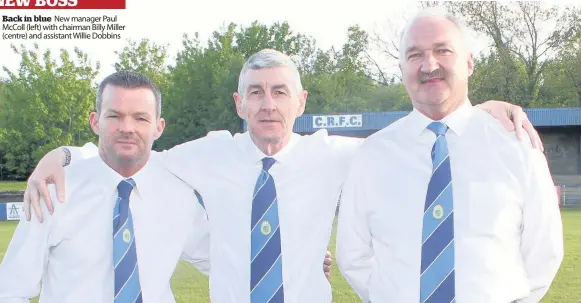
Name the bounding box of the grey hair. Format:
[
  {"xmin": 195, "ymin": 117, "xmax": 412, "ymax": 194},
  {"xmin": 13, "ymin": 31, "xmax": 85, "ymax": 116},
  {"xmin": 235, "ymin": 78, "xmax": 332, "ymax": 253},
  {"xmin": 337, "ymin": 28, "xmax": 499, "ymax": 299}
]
[
  {"xmin": 96, "ymin": 70, "xmax": 162, "ymax": 118},
  {"xmin": 399, "ymin": 7, "xmax": 474, "ymax": 63},
  {"xmin": 237, "ymin": 49, "xmax": 303, "ymax": 96}
]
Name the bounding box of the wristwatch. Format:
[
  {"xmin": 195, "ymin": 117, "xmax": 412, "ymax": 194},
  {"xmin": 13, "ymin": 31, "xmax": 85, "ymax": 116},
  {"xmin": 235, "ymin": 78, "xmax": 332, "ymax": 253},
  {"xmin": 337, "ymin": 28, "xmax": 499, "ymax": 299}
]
[{"xmin": 60, "ymin": 147, "xmax": 71, "ymax": 167}]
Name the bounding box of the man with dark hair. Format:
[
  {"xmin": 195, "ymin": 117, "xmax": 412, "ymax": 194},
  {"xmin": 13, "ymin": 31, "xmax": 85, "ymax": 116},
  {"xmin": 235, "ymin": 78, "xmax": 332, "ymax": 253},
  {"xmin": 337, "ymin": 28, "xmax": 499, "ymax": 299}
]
[
  {"xmin": 0, "ymin": 70, "xmax": 211, "ymax": 303},
  {"xmin": 96, "ymin": 70, "xmax": 163, "ymax": 118}
]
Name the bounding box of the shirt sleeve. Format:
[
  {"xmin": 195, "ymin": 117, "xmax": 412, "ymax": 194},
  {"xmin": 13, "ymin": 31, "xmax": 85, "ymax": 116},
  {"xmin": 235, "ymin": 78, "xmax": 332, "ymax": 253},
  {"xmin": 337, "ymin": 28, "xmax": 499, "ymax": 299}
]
[
  {"xmin": 516, "ymin": 149, "xmax": 564, "ymax": 303},
  {"xmin": 336, "ymin": 153, "xmax": 374, "ymax": 302},
  {"xmin": 323, "ymin": 134, "xmax": 364, "ymax": 176},
  {"xmin": 64, "ymin": 142, "xmax": 99, "ymax": 163},
  {"xmin": 0, "ymin": 188, "xmax": 58, "ymax": 302},
  {"xmin": 150, "ymin": 130, "xmax": 233, "ymax": 188},
  {"xmin": 180, "ymin": 192, "xmax": 211, "ymax": 276}
]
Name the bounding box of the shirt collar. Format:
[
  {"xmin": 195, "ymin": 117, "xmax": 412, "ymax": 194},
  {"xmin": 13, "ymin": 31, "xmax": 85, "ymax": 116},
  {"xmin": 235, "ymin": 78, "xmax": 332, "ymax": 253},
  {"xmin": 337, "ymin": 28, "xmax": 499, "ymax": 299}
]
[
  {"xmin": 91, "ymin": 153, "xmax": 153, "ymax": 200},
  {"xmin": 405, "ymin": 99, "xmax": 473, "ymax": 137},
  {"xmin": 238, "ymin": 131, "xmax": 301, "ymax": 167}
]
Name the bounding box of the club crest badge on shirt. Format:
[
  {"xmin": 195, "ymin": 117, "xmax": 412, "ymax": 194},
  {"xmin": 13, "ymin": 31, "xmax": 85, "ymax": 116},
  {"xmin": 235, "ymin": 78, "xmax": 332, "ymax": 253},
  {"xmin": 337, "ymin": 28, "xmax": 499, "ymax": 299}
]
[
  {"xmin": 123, "ymin": 229, "xmax": 131, "ymax": 243},
  {"xmin": 261, "ymin": 221, "xmax": 271, "ymax": 235},
  {"xmin": 433, "ymin": 205, "xmax": 444, "ymax": 219}
]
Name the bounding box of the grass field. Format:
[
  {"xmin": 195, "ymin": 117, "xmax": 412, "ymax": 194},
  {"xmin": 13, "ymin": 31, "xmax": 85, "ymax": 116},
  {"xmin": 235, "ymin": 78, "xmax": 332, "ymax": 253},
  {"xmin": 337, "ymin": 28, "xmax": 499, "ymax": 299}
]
[
  {"xmin": 0, "ymin": 181, "xmax": 26, "ymax": 191},
  {"xmin": 0, "ymin": 209, "xmax": 579, "ymax": 302}
]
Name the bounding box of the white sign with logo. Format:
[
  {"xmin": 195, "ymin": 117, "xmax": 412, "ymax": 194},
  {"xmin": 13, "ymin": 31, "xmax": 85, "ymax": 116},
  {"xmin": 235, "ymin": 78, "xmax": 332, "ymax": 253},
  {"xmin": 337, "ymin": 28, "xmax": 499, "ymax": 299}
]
[
  {"xmin": 6, "ymin": 202, "xmax": 24, "ymax": 220},
  {"xmin": 312, "ymin": 114, "xmax": 363, "ymax": 128}
]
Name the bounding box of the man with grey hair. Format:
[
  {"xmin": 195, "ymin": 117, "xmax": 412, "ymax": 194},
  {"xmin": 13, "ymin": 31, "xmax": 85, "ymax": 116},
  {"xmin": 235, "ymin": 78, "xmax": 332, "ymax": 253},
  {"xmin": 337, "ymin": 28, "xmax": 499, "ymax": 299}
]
[
  {"xmin": 336, "ymin": 8, "xmax": 563, "ymax": 303},
  {"xmin": 0, "ymin": 70, "xmax": 211, "ymax": 303},
  {"xmin": 23, "ymin": 48, "xmax": 540, "ymax": 303}
]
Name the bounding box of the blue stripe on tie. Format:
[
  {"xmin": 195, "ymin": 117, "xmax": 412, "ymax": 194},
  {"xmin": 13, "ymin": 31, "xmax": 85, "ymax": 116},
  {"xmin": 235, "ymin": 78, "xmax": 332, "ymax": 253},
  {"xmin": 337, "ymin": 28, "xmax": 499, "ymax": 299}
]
[
  {"xmin": 268, "ymin": 285, "xmax": 284, "ymax": 303},
  {"xmin": 420, "ymin": 240, "xmax": 454, "ymax": 302},
  {"xmin": 431, "ymin": 137, "xmax": 448, "ymax": 168},
  {"xmin": 113, "ymin": 215, "xmax": 132, "ymax": 266},
  {"xmin": 113, "ymin": 217, "xmax": 129, "ymax": 241},
  {"xmin": 252, "ymin": 173, "xmax": 275, "ymax": 228},
  {"xmin": 424, "ymin": 270, "xmax": 455, "ymax": 303},
  {"xmin": 251, "ymin": 254, "xmax": 283, "ymax": 302},
  {"xmin": 115, "ymin": 238, "xmax": 138, "ymax": 293},
  {"xmin": 421, "ymin": 212, "xmax": 454, "ymax": 272},
  {"xmin": 251, "ymin": 228, "xmax": 282, "ymax": 289},
  {"xmin": 135, "ymin": 292, "xmax": 143, "ymax": 303},
  {"xmin": 424, "ymin": 158, "xmax": 451, "ymax": 210},
  {"xmin": 115, "ymin": 264, "xmax": 141, "ymax": 301},
  {"xmin": 422, "ymin": 186, "xmax": 453, "ymax": 243},
  {"xmin": 113, "ymin": 197, "xmax": 122, "ymax": 229},
  {"xmin": 251, "ymin": 201, "xmax": 280, "ymax": 260}
]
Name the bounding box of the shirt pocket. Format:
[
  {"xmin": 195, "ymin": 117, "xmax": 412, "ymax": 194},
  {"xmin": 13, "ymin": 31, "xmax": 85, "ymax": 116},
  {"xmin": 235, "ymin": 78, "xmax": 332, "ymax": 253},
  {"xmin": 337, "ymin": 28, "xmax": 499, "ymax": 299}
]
[{"xmin": 467, "ymin": 181, "xmax": 518, "ymax": 236}]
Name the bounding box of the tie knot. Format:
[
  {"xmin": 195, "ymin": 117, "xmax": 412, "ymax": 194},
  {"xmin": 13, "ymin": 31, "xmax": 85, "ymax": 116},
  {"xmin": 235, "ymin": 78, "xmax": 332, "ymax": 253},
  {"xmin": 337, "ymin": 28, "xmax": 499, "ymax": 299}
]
[
  {"xmin": 427, "ymin": 121, "xmax": 449, "ymax": 136},
  {"xmin": 117, "ymin": 178, "xmax": 136, "ymax": 200},
  {"xmin": 262, "ymin": 157, "xmax": 276, "ymax": 171}
]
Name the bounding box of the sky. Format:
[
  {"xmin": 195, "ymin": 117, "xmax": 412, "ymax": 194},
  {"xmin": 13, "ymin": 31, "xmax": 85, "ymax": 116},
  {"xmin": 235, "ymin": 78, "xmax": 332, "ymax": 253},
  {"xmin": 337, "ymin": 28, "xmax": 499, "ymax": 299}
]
[{"xmin": 0, "ymin": 0, "xmax": 578, "ymax": 82}]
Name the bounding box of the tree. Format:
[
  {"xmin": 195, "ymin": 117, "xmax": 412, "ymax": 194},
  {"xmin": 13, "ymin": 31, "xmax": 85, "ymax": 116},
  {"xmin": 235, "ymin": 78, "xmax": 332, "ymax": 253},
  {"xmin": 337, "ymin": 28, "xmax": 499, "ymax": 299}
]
[
  {"xmin": 113, "ymin": 38, "xmax": 172, "ymax": 93},
  {"xmin": 468, "ymin": 51, "xmax": 527, "ymax": 105},
  {"xmin": 302, "ymin": 26, "xmax": 385, "ymax": 113},
  {"xmin": 0, "ymin": 44, "xmax": 99, "ymax": 179},
  {"xmin": 557, "ymin": 34, "xmax": 581, "ymax": 105},
  {"xmin": 537, "ymin": 41, "xmax": 581, "ymax": 107},
  {"xmin": 156, "ymin": 29, "xmax": 245, "ymax": 150},
  {"xmin": 441, "ymin": 1, "xmax": 580, "ymax": 106},
  {"xmin": 235, "ymin": 21, "xmax": 317, "ymax": 64}
]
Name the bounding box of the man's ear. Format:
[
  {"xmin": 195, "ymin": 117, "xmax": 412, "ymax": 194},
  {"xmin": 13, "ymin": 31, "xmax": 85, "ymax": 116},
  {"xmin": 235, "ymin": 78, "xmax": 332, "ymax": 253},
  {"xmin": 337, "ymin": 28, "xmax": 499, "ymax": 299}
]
[
  {"xmin": 154, "ymin": 117, "xmax": 165, "ymax": 140},
  {"xmin": 467, "ymin": 52, "xmax": 474, "ymax": 77},
  {"xmin": 296, "ymin": 90, "xmax": 308, "ymax": 117},
  {"xmin": 234, "ymin": 92, "xmax": 246, "ymax": 119},
  {"xmin": 89, "ymin": 112, "xmax": 99, "ymax": 135}
]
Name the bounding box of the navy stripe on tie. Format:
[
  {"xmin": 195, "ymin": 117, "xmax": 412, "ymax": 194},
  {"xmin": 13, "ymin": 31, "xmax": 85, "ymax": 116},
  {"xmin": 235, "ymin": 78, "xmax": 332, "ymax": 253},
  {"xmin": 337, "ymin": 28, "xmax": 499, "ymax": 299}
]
[
  {"xmin": 251, "ymin": 228, "xmax": 282, "ymax": 289},
  {"xmin": 431, "ymin": 138, "xmax": 448, "ymax": 165},
  {"xmin": 420, "ymin": 239, "xmax": 454, "ymax": 301},
  {"xmin": 421, "ymin": 212, "xmax": 454, "ymax": 273},
  {"xmin": 269, "ymin": 285, "xmax": 284, "ymax": 303},
  {"xmin": 115, "ymin": 238, "xmax": 138, "ymax": 293},
  {"xmin": 115, "ymin": 264, "xmax": 140, "ymax": 301},
  {"xmin": 424, "ymin": 158, "xmax": 451, "ymax": 210},
  {"xmin": 424, "ymin": 270, "xmax": 455, "ymax": 303},
  {"xmin": 252, "ymin": 174, "xmax": 275, "ymax": 228},
  {"xmin": 251, "ymin": 254, "xmax": 283, "ymax": 302}
]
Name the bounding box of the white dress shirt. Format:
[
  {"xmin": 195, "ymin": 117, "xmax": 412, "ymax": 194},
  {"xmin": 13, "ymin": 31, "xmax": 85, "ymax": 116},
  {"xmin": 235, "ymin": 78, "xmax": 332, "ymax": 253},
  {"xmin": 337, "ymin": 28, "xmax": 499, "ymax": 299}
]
[
  {"xmin": 66, "ymin": 130, "xmax": 362, "ymax": 302},
  {"xmin": 0, "ymin": 156, "xmax": 210, "ymax": 303},
  {"xmin": 336, "ymin": 101, "xmax": 564, "ymax": 303}
]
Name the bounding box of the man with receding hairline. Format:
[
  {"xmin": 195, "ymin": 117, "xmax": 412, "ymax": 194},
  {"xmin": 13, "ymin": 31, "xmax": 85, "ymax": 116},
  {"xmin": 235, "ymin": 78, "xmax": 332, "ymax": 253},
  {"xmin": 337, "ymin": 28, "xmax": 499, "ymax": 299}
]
[{"xmin": 336, "ymin": 8, "xmax": 563, "ymax": 303}]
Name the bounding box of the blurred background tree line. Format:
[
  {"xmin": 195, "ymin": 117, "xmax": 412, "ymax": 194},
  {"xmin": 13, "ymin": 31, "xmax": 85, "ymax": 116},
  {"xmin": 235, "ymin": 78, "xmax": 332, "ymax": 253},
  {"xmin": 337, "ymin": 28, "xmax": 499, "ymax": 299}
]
[{"xmin": 0, "ymin": 1, "xmax": 580, "ymax": 180}]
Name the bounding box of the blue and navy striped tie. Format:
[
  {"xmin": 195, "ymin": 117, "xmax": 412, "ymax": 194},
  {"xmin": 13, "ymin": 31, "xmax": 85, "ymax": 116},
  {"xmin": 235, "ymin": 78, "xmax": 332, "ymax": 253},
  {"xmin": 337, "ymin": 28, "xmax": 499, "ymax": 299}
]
[
  {"xmin": 250, "ymin": 157, "xmax": 284, "ymax": 303},
  {"xmin": 420, "ymin": 122, "xmax": 456, "ymax": 303},
  {"xmin": 113, "ymin": 178, "xmax": 142, "ymax": 303}
]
